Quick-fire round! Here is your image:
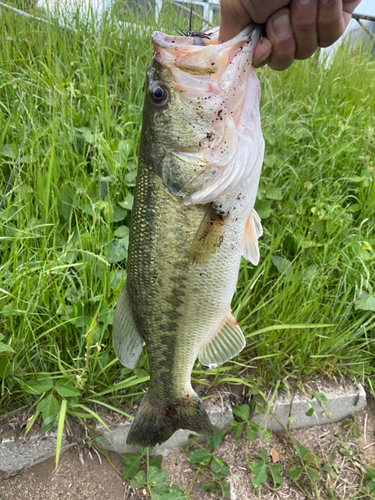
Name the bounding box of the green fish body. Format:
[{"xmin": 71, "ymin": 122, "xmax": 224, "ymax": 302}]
[{"xmin": 113, "ymin": 24, "xmax": 264, "ymax": 446}]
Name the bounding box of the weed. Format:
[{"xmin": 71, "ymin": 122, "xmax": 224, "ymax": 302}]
[{"xmin": 121, "ymin": 445, "xmax": 185, "ymax": 499}]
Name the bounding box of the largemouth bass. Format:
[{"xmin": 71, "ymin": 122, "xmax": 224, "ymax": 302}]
[{"xmin": 113, "ymin": 24, "xmax": 264, "ymax": 447}]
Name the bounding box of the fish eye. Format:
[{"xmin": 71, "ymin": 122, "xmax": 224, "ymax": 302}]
[{"xmin": 149, "ymin": 82, "xmax": 169, "ymax": 106}]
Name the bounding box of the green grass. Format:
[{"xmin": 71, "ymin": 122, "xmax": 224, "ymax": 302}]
[{"xmin": 0, "ymin": 2, "xmax": 375, "ymax": 421}]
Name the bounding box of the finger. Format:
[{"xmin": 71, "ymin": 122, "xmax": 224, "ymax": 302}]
[
  {"xmin": 219, "ymin": 0, "xmax": 290, "ymax": 43},
  {"xmin": 265, "ymin": 8, "xmax": 296, "ymax": 71},
  {"xmin": 219, "ymin": 0, "xmax": 252, "ymax": 43},
  {"xmin": 317, "ymin": 0, "xmax": 346, "ymax": 48},
  {"xmin": 342, "ymin": 0, "xmax": 362, "ymax": 27},
  {"xmin": 290, "ymin": 0, "xmax": 319, "ymax": 60},
  {"xmin": 253, "ymin": 38, "xmax": 272, "ymax": 67}
]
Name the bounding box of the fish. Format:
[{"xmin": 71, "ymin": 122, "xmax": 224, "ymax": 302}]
[{"xmin": 113, "ymin": 23, "xmax": 265, "ymax": 447}]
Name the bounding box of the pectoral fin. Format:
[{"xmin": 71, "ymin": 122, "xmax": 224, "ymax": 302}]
[
  {"xmin": 189, "ymin": 203, "xmax": 228, "ymax": 264},
  {"xmin": 113, "ymin": 285, "xmax": 143, "ymax": 369},
  {"xmin": 198, "ymin": 310, "xmax": 245, "ymax": 369},
  {"xmin": 242, "ymin": 209, "xmax": 263, "ymax": 265}
]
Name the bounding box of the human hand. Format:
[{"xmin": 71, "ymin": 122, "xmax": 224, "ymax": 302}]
[{"xmin": 219, "ymin": 0, "xmax": 362, "ymax": 70}]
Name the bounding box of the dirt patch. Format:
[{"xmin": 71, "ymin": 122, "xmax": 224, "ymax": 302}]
[{"xmin": 1, "ymin": 398, "xmax": 375, "ymax": 500}]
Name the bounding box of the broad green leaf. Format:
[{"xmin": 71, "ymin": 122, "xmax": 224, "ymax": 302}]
[
  {"xmin": 122, "ymin": 453, "xmax": 141, "ymax": 480},
  {"xmin": 118, "ymin": 139, "xmax": 134, "ymax": 157},
  {"xmin": 114, "ymin": 225, "xmax": 129, "ymax": 238},
  {"xmin": 149, "ymin": 455, "xmax": 163, "ymax": 469},
  {"xmin": 246, "ymin": 423, "xmax": 257, "ymax": 442},
  {"xmin": 369, "ymin": 479, "xmax": 375, "ymax": 492},
  {"xmin": 354, "ymin": 291, "xmax": 375, "ymax": 312},
  {"xmin": 0, "ymin": 342, "xmax": 14, "ymax": 354},
  {"xmin": 306, "ymin": 467, "xmax": 319, "ymax": 483},
  {"xmin": 187, "ymin": 449, "xmax": 212, "ymax": 466},
  {"xmin": 37, "ymin": 394, "xmax": 59, "ymax": 420},
  {"xmin": 118, "ymin": 194, "xmax": 134, "ymax": 211},
  {"xmin": 312, "ymin": 392, "xmax": 328, "ymax": 408},
  {"xmin": 150, "ymin": 483, "xmax": 169, "ymax": 500},
  {"xmin": 211, "ymin": 456, "xmax": 230, "ymax": 478},
  {"xmin": 269, "ymin": 464, "xmax": 283, "ymax": 487},
  {"xmin": 108, "ymin": 238, "xmax": 127, "ymax": 263},
  {"xmin": 230, "ymin": 420, "xmax": 244, "ymax": 437},
  {"xmin": 129, "ymin": 470, "xmax": 146, "ymax": 488},
  {"xmin": 112, "ymin": 206, "xmax": 127, "ymax": 222},
  {"xmin": 147, "ymin": 465, "xmax": 169, "ymax": 485},
  {"xmin": 254, "ymin": 199, "xmax": 272, "ymax": 219},
  {"xmin": 271, "ymin": 256, "xmax": 293, "ymax": 275},
  {"xmin": 220, "ymin": 481, "xmax": 231, "ymax": 498},
  {"xmin": 1, "ymin": 144, "xmax": 16, "ymax": 158},
  {"xmin": 305, "ymin": 407, "xmax": 314, "ymax": 417},
  {"xmin": 365, "ymin": 468, "xmax": 375, "ymax": 480},
  {"xmin": 76, "ymin": 127, "xmax": 94, "ymax": 144},
  {"xmin": 54, "ymin": 379, "xmax": 81, "ymax": 397},
  {"xmin": 294, "ymin": 441, "xmax": 309, "ymax": 460},
  {"xmin": 24, "ymin": 374, "xmax": 54, "ymax": 395},
  {"xmin": 136, "ymin": 445, "xmax": 149, "ymax": 455},
  {"xmin": 124, "ymin": 168, "xmax": 137, "ymax": 187},
  {"xmin": 258, "ymin": 428, "xmax": 272, "ymax": 444},
  {"xmin": 285, "ymin": 466, "xmax": 303, "ymax": 481},
  {"xmin": 201, "ymin": 481, "xmax": 215, "ymax": 493},
  {"xmin": 257, "ymin": 449, "xmax": 269, "ymax": 463},
  {"xmin": 206, "ymin": 428, "xmax": 223, "ymax": 450},
  {"xmin": 232, "ymin": 404, "xmax": 250, "ymax": 421},
  {"xmin": 160, "ymin": 484, "xmax": 185, "ymax": 499},
  {"xmin": 266, "ymin": 184, "xmax": 283, "ymax": 201},
  {"xmin": 41, "ymin": 415, "xmax": 58, "ymax": 432},
  {"xmin": 250, "ymin": 459, "xmax": 267, "ymax": 488},
  {"xmin": 263, "ymin": 154, "xmax": 276, "ymax": 167}
]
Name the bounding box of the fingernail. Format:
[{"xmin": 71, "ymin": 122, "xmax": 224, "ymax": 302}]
[
  {"xmin": 298, "ymin": 0, "xmax": 311, "ymax": 5},
  {"xmin": 272, "ymin": 13, "xmax": 291, "ymax": 40}
]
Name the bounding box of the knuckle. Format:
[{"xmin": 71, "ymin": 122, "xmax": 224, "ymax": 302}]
[{"xmin": 272, "ymin": 38, "xmax": 296, "ymax": 60}]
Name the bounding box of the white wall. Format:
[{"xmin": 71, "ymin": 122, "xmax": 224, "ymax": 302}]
[{"xmin": 355, "ymin": 0, "xmax": 375, "ymax": 16}]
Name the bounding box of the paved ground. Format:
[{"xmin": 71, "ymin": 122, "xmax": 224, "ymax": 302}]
[{"xmin": 1, "ymin": 398, "xmax": 375, "ymax": 500}]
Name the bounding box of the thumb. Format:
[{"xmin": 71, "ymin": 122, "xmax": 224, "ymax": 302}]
[{"xmin": 219, "ymin": 0, "xmax": 252, "ymax": 42}]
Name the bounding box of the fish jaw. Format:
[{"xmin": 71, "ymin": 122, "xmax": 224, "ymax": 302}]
[{"xmin": 149, "ymin": 24, "xmax": 264, "ymax": 205}]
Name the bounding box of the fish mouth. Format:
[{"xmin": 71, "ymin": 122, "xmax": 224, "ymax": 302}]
[
  {"xmin": 152, "ymin": 23, "xmax": 260, "ymax": 49},
  {"xmin": 152, "ymin": 24, "xmax": 260, "ymax": 74}
]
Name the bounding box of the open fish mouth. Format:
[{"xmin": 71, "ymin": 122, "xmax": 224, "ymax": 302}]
[{"xmin": 152, "ymin": 24, "xmax": 260, "ymax": 77}]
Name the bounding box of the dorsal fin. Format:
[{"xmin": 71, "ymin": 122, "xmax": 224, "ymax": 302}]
[
  {"xmin": 198, "ymin": 310, "xmax": 245, "ymax": 368},
  {"xmin": 242, "ymin": 209, "xmax": 263, "ymax": 265},
  {"xmin": 113, "ymin": 285, "xmax": 143, "ymax": 369}
]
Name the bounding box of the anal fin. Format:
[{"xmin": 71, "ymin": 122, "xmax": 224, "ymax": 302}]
[
  {"xmin": 242, "ymin": 209, "xmax": 263, "ymax": 265},
  {"xmin": 198, "ymin": 310, "xmax": 245, "ymax": 369},
  {"xmin": 113, "ymin": 284, "xmax": 143, "ymax": 369}
]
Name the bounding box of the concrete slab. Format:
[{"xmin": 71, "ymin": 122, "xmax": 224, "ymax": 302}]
[
  {"xmin": 251, "ymin": 381, "xmax": 366, "ymax": 430},
  {"xmin": 0, "ymin": 430, "xmax": 69, "ymax": 473}
]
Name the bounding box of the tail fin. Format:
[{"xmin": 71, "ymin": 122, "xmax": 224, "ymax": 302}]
[{"xmin": 126, "ymin": 390, "xmax": 214, "ymax": 447}]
